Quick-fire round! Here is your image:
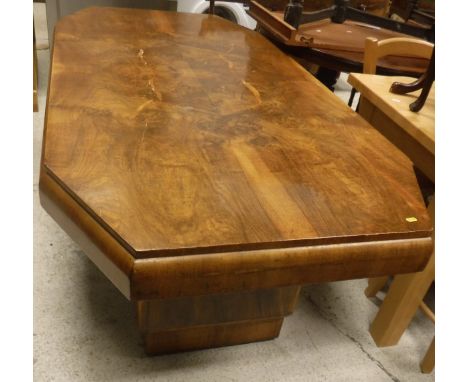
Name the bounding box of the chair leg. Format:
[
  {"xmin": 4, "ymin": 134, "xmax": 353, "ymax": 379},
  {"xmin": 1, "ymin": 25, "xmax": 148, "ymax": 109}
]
[
  {"xmin": 315, "ymin": 67, "xmax": 340, "ymax": 91},
  {"xmin": 369, "ymin": 199, "xmax": 434, "ymax": 347},
  {"xmin": 365, "ymin": 276, "xmax": 388, "ymax": 297},
  {"xmin": 348, "ymin": 88, "xmax": 357, "ymax": 107},
  {"xmin": 420, "ymin": 337, "xmax": 435, "ymax": 373},
  {"xmin": 369, "ymin": 252, "xmax": 434, "ymax": 346}
]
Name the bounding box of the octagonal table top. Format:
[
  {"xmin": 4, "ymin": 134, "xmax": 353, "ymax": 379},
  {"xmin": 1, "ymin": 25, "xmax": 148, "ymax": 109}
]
[{"xmin": 42, "ymin": 7, "xmax": 431, "ymax": 261}]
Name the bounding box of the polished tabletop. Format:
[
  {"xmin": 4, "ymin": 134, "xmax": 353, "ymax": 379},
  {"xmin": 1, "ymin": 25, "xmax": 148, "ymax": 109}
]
[{"xmin": 43, "ymin": 7, "xmax": 431, "ymax": 261}]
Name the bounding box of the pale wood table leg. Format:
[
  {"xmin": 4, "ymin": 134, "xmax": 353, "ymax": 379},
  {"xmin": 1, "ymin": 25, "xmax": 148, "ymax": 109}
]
[
  {"xmin": 420, "ymin": 336, "xmax": 435, "ymax": 373},
  {"xmin": 369, "ymin": 199, "xmax": 435, "ymax": 347},
  {"xmin": 137, "ymin": 286, "xmax": 301, "ymax": 355},
  {"xmin": 365, "ymin": 276, "xmax": 388, "ymax": 297}
]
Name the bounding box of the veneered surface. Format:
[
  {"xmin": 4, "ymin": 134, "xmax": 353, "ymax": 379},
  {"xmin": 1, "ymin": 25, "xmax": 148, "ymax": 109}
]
[{"xmin": 43, "ymin": 7, "xmax": 431, "ymax": 258}]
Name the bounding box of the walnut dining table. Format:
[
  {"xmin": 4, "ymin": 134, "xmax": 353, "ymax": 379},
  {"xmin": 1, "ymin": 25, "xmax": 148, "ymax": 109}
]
[{"xmin": 40, "ymin": 7, "xmax": 433, "ymax": 355}]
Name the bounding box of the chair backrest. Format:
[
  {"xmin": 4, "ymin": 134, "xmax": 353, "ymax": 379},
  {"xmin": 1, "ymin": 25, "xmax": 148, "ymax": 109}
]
[{"xmin": 363, "ymin": 37, "xmax": 434, "ymax": 74}]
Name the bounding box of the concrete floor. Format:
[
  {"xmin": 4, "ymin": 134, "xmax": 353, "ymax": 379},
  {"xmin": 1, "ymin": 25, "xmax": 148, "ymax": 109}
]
[{"xmin": 33, "ymin": 4, "xmax": 434, "ymax": 381}]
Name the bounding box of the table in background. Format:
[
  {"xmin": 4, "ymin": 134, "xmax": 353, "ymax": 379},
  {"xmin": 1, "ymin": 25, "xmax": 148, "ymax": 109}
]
[
  {"xmin": 249, "ymin": 1, "xmax": 429, "ymax": 90},
  {"xmin": 348, "ymin": 73, "xmax": 434, "ymax": 182},
  {"xmin": 348, "ymin": 72, "xmax": 435, "ymax": 372}
]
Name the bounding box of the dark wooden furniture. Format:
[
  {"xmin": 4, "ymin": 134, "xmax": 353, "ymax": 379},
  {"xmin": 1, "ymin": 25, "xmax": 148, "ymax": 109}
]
[
  {"xmin": 390, "ymin": 49, "xmax": 434, "ymax": 112},
  {"xmin": 256, "ymin": 0, "xmax": 390, "ymax": 14},
  {"xmin": 248, "ymin": 0, "xmax": 432, "ymax": 89},
  {"xmin": 40, "ymin": 7, "xmax": 432, "ymax": 355},
  {"xmin": 275, "ymin": 0, "xmax": 433, "ymax": 40},
  {"xmin": 390, "ymin": 0, "xmax": 435, "ymax": 26}
]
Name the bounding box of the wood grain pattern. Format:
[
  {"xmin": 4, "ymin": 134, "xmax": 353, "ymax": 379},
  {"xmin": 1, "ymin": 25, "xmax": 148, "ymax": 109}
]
[
  {"xmin": 348, "ymin": 73, "xmax": 434, "ymax": 182},
  {"xmin": 359, "ymin": 97, "xmax": 434, "ymax": 183},
  {"xmin": 131, "ymin": 237, "xmax": 432, "ymax": 300},
  {"xmin": 137, "ymin": 286, "xmax": 299, "ymax": 354},
  {"xmin": 43, "ymin": 7, "xmax": 432, "ymax": 260},
  {"xmin": 40, "ymin": 8, "xmax": 434, "ymax": 354},
  {"xmin": 40, "ymin": 167, "xmax": 433, "ymax": 302},
  {"xmin": 40, "ymin": 171, "xmax": 133, "ymax": 298},
  {"xmin": 349, "ymin": 74, "xmax": 434, "ymax": 153},
  {"xmin": 141, "ymin": 317, "xmax": 285, "ymax": 355},
  {"xmin": 137, "ymin": 286, "xmax": 300, "ymax": 332}
]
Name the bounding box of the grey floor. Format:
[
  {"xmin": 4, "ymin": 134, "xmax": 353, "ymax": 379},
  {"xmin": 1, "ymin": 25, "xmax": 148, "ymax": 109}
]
[{"xmin": 33, "ymin": 4, "xmax": 434, "ymax": 381}]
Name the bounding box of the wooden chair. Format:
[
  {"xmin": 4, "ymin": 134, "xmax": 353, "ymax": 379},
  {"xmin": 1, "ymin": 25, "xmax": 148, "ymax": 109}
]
[
  {"xmin": 363, "ymin": 36, "xmax": 433, "ymax": 74},
  {"xmin": 348, "ymin": 36, "xmax": 434, "ymax": 107}
]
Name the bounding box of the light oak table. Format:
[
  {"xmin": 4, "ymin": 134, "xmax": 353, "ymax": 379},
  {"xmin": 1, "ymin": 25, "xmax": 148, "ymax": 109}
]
[
  {"xmin": 348, "ymin": 73, "xmax": 435, "ymax": 372},
  {"xmin": 40, "ymin": 7, "xmax": 433, "ymax": 355},
  {"xmin": 348, "ymin": 73, "xmax": 434, "ymax": 182}
]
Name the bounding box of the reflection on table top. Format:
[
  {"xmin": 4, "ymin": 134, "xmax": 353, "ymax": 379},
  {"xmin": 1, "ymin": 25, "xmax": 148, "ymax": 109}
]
[{"xmin": 43, "ymin": 7, "xmax": 431, "ymax": 258}]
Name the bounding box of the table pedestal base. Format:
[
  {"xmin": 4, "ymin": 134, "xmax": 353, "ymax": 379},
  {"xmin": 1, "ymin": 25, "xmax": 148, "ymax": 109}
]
[
  {"xmin": 316, "ymin": 67, "xmax": 340, "ymax": 91},
  {"xmin": 137, "ymin": 286, "xmax": 301, "ymax": 355}
]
